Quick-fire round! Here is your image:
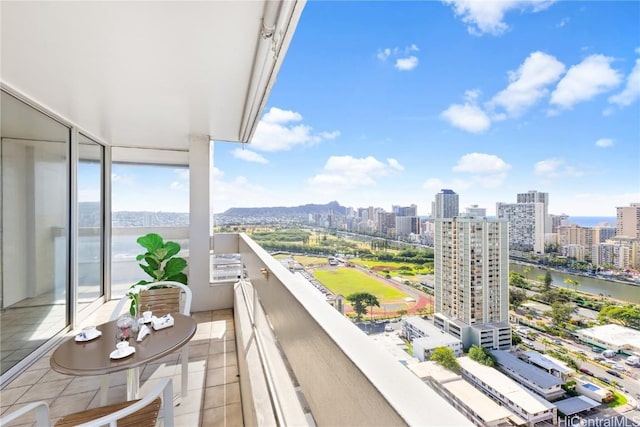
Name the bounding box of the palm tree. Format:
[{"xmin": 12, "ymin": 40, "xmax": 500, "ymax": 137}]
[
  {"xmin": 564, "ymin": 278, "xmax": 580, "ymax": 294},
  {"xmin": 365, "ymin": 293, "xmax": 380, "ymax": 324}
]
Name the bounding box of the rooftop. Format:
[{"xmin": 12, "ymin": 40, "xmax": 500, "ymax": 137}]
[
  {"xmin": 492, "ymin": 350, "xmax": 564, "ymax": 390},
  {"xmin": 457, "ymin": 357, "xmax": 556, "ymax": 414}
]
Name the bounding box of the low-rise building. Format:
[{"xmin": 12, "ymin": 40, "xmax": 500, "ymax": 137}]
[
  {"xmin": 433, "ymin": 313, "xmax": 511, "ymax": 351},
  {"xmin": 577, "ymin": 324, "xmax": 640, "ymax": 354},
  {"xmin": 402, "ymin": 316, "xmax": 462, "ymax": 361},
  {"xmin": 492, "ymin": 350, "xmax": 565, "ymax": 401},
  {"xmin": 457, "ymin": 357, "xmax": 557, "ymax": 426},
  {"xmin": 522, "ymin": 351, "xmax": 573, "ymax": 380},
  {"xmin": 408, "ymin": 361, "xmax": 526, "ymax": 427}
]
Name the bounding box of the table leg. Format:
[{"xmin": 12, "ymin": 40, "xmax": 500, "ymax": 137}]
[
  {"xmin": 126, "ymin": 367, "xmax": 140, "ymax": 400},
  {"xmin": 99, "ymin": 375, "xmax": 110, "ymax": 405}
]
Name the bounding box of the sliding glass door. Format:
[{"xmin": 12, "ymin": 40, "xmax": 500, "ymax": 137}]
[{"xmin": 0, "ymin": 90, "xmax": 70, "ymax": 374}]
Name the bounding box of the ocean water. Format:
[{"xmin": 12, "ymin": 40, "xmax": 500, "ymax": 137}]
[{"xmin": 569, "ymin": 216, "xmax": 616, "ymax": 227}]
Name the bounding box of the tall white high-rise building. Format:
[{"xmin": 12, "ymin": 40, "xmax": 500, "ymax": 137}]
[
  {"xmin": 496, "ymin": 202, "xmax": 545, "ymax": 254},
  {"xmin": 434, "ymin": 189, "xmax": 459, "ymax": 219},
  {"xmin": 464, "ymin": 204, "xmax": 486, "ymax": 217},
  {"xmin": 434, "ymin": 217, "xmax": 511, "ymax": 350},
  {"xmin": 616, "ymin": 203, "xmax": 640, "ymax": 238},
  {"xmin": 517, "ymin": 190, "xmax": 549, "ymax": 233}
]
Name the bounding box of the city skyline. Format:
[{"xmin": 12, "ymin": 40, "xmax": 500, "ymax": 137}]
[{"xmin": 211, "ymin": 1, "xmax": 639, "ymax": 217}]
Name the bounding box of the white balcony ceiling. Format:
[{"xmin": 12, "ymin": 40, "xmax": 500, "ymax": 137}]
[{"xmin": 1, "ymin": 1, "xmax": 304, "ymax": 150}]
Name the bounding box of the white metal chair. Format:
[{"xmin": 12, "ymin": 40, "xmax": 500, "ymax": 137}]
[
  {"xmin": 101, "ymin": 281, "xmax": 192, "ymax": 404},
  {"xmin": 0, "ymin": 377, "xmax": 174, "ymax": 427}
]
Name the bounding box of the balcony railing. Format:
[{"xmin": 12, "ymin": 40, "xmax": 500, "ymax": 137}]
[{"xmin": 212, "ymin": 233, "xmax": 471, "ymax": 426}]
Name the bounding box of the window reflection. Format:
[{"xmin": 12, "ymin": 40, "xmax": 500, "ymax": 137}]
[
  {"xmin": 0, "ymin": 90, "xmax": 70, "ymax": 375},
  {"xmin": 78, "ymin": 135, "xmax": 104, "ymax": 308}
]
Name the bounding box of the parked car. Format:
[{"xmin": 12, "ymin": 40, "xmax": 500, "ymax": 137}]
[
  {"xmin": 592, "ymin": 347, "xmax": 603, "ymax": 353},
  {"xmin": 579, "ymin": 368, "xmax": 594, "ymax": 376},
  {"xmin": 606, "ymin": 369, "xmax": 622, "ymax": 378},
  {"xmin": 593, "ymin": 356, "xmax": 605, "ymax": 362},
  {"xmin": 598, "ymin": 376, "xmax": 611, "ymax": 384}
]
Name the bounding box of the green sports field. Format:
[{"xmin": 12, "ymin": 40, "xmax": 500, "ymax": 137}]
[{"xmin": 313, "ymin": 268, "xmax": 408, "ymax": 300}]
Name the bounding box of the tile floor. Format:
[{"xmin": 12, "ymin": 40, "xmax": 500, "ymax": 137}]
[{"xmin": 0, "ymin": 302, "xmax": 242, "ymax": 427}]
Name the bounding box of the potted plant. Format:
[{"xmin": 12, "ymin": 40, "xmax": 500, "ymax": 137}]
[{"xmin": 127, "ymin": 233, "xmax": 188, "ymax": 316}]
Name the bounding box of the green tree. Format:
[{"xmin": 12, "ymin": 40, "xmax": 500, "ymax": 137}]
[
  {"xmin": 542, "ymin": 271, "xmax": 552, "ymax": 292},
  {"xmin": 347, "ymin": 292, "xmax": 378, "ymax": 322},
  {"xmin": 550, "ymin": 302, "xmax": 575, "ymax": 326},
  {"xmin": 512, "ymin": 333, "xmax": 522, "ymax": 345},
  {"xmin": 598, "ymin": 304, "xmax": 640, "ymax": 329},
  {"xmin": 468, "ymin": 345, "xmax": 496, "ymax": 367},
  {"xmin": 430, "ymin": 347, "xmax": 459, "ymax": 372},
  {"xmin": 510, "ymin": 288, "xmax": 527, "ymax": 311},
  {"xmin": 509, "ymin": 272, "xmax": 527, "ymax": 288},
  {"xmin": 365, "ymin": 293, "xmax": 380, "ymax": 323},
  {"xmin": 523, "ymin": 267, "xmax": 531, "ymax": 280},
  {"xmin": 564, "ymin": 278, "xmax": 580, "ymax": 293}
]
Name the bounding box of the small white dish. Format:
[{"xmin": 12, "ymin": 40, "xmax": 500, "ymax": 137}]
[
  {"xmin": 75, "ymin": 329, "xmax": 102, "ymax": 342},
  {"xmin": 110, "ymin": 346, "xmax": 136, "ymax": 359}
]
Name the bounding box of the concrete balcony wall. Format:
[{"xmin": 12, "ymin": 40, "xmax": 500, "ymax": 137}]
[{"xmin": 213, "ymin": 233, "xmax": 471, "ymax": 426}]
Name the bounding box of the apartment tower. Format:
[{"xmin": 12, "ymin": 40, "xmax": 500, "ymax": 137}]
[
  {"xmin": 434, "ymin": 216, "xmax": 511, "ymax": 350},
  {"xmin": 616, "ymin": 203, "xmax": 640, "ymax": 238},
  {"xmin": 517, "ymin": 190, "xmax": 549, "ymax": 233},
  {"xmin": 434, "ymin": 189, "xmax": 459, "ymax": 219},
  {"xmin": 496, "ymin": 201, "xmax": 545, "ymax": 254}
]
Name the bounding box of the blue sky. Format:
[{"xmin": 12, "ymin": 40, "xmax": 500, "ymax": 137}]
[{"xmin": 213, "ymin": 1, "xmax": 638, "ymax": 217}]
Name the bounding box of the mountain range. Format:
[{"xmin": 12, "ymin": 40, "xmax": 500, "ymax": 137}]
[{"xmin": 220, "ymin": 201, "xmax": 347, "ymax": 217}]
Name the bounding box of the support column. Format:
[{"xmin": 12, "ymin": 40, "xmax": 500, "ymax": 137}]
[{"xmin": 189, "ymin": 135, "xmax": 213, "ymax": 311}]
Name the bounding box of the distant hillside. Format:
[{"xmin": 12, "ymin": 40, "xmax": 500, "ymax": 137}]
[{"xmin": 221, "ymin": 201, "xmax": 346, "ymax": 217}]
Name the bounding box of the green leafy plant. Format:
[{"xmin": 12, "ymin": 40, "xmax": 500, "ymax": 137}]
[
  {"xmin": 135, "ymin": 233, "xmax": 188, "ymax": 286},
  {"xmin": 128, "ymin": 233, "xmax": 188, "ymax": 315}
]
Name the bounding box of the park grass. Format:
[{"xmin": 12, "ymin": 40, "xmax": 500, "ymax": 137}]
[
  {"xmin": 314, "ymin": 267, "xmax": 408, "ymax": 301},
  {"xmin": 351, "ymin": 259, "xmax": 432, "ymax": 275},
  {"xmin": 292, "ymin": 255, "xmax": 329, "ymax": 267}
]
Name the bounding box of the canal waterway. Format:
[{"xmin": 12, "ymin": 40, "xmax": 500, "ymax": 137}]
[{"xmin": 510, "ymin": 262, "xmax": 640, "ymax": 304}]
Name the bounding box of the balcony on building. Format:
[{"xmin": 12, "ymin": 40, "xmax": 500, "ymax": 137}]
[{"xmin": 0, "ymin": 1, "xmax": 471, "ymax": 425}]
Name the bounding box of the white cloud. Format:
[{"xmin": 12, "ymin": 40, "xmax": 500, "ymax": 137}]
[
  {"xmin": 308, "ymin": 156, "xmax": 404, "ymax": 191},
  {"xmin": 595, "ymin": 138, "xmax": 614, "ymax": 148},
  {"xmin": 377, "ymin": 44, "xmax": 420, "ymax": 70},
  {"xmin": 440, "ymin": 103, "xmax": 491, "ymax": 133},
  {"xmin": 556, "ymin": 17, "xmax": 569, "ymax": 28},
  {"xmin": 534, "ymin": 158, "xmax": 583, "ymax": 179},
  {"xmin": 550, "ymin": 54, "xmax": 622, "ymax": 109},
  {"xmin": 608, "ymin": 58, "xmax": 640, "ymax": 107},
  {"xmin": 387, "ymin": 158, "xmax": 404, "ymax": 171},
  {"xmin": 169, "ymin": 181, "xmax": 184, "ymax": 190},
  {"xmin": 211, "ymin": 167, "xmax": 272, "ymax": 212},
  {"xmin": 395, "ymin": 56, "xmax": 419, "ymax": 71},
  {"xmin": 377, "ymin": 48, "xmax": 391, "ymax": 61},
  {"xmin": 442, "ymin": 0, "xmax": 555, "ymax": 36},
  {"xmin": 453, "ymin": 153, "xmax": 511, "ymax": 174},
  {"xmin": 452, "ymin": 153, "xmax": 511, "ymax": 188},
  {"xmin": 251, "ymin": 107, "xmax": 340, "ymax": 152},
  {"xmin": 262, "ymin": 107, "xmax": 302, "ymax": 124},
  {"xmin": 232, "ymin": 148, "xmax": 268, "ymax": 164},
  {"xmin": 490, "ymin": 51, "xmax": 565, "ymax": 117}
]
